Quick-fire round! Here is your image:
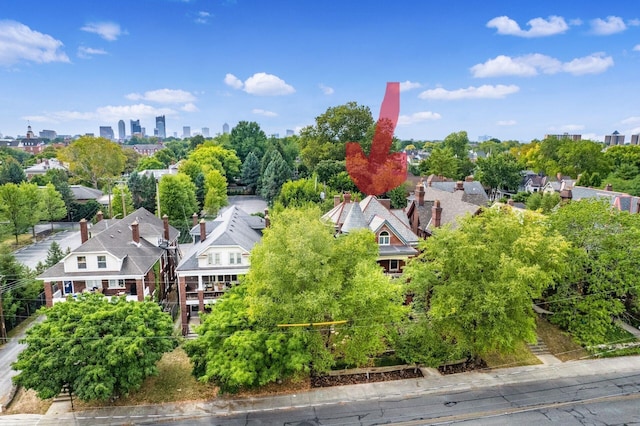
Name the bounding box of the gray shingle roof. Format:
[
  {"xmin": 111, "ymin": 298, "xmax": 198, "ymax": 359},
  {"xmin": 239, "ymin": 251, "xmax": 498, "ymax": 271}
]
[{"xmin": 429, "ymin": 181, "xmax": 489, "ymax": 206}]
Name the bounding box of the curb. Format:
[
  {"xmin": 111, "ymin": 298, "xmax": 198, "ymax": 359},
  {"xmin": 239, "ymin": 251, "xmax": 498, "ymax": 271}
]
[{"xmin": 0, "ymin": 384, "xmax": 18, "ymax": 413}]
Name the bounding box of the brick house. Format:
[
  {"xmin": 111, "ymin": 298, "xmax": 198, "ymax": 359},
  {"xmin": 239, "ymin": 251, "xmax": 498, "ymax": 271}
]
[{"xmin": 38, "ymin": 208, "xmax": 180, "ymax": 306}]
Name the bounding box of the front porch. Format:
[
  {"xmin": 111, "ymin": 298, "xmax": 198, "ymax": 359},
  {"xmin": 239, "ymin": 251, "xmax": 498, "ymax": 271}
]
[{"xmin": 48, "ymin": 278, "xmax": 151, "ymax": 305}]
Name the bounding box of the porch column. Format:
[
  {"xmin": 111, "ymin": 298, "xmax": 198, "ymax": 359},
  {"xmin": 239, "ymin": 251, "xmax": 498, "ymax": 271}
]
[
  {"xmin": 198, "ymin": 290, "xmax": 204, "ymax": 312},
  {"xmin": 148, "ymin": 268, "xmax": 156, "ymax": 298},
  {"xmin": 44, "ymin": 281, "xmax": 53, "ymax": 307},
  {"xmin": 136, "ymin": 279, "xmax": 144, "ymax": 302},
  {"xmin": 179, "ymin": 276, "xmax": 188, "ymax": 336}
]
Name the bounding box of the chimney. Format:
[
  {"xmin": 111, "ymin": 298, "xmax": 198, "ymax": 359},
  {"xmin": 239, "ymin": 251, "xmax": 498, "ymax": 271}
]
[
  {"xmin": 432, "ymin": 199, "xmax": 442, "ymax": 228},
  {"xmin": 96, "ymin": 211, "xmax": 103, "ymax": 222},
  {"xmin": 264, "ymin": 208, "xmax": 270, "ymax": 228},
  {"xmin": 163, "ymin": 214, "xmax": 170, "ymax": 240},
  {"xmin": 131, "ymin": 220, "xmax": 140, "ymax": 244},
  {"xmin": 199, "ymin": 219, "xmax": 206, "ymax": 243},
  {"xmin": 344, "ymin": 192, "xmax": 351, "ymax": 203},
  {"xmin": 334, "ymin": 194, "xmax": 341, "ymax": 207},
  {"xmin": 560, "ymin": 189, "xmax": 573, "ymax": 203},
  {"xmin": 80, "ymin": 218, "xmax": 88, "ymax": 244},
  {"xmin": 605, "ymin": 183, "xmax": 613, "ymax": 191},
  {"xmin": 416, "ymin": 181, "xmax": 425, "ymax": 207},
  {"xmin": 465, "ymin": 176, "xmax": 474, "ymax": 182},
  {"xmin": 456, "ymin": 181, "xmax": 464, "ymax": 191},
  {"xmin": 379, "ymin": 199, "xmax": 391, "ymax": 210},
  {"xmin": 507, "ymin": 199, "xmax": 514, "ymax": 206},
  {"xmin": 192, "ymin": 212, "xmax": 199, "ymax": 227}
]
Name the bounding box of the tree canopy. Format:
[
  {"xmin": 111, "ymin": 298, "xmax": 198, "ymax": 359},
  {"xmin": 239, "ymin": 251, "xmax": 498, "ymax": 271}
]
[
  {"xmin": 230, "ymin": 121, "xmax": 267, "ymax": 163},
  {"xmin": 0, "ymin": 182, "xmax": 40, "ymax": 243},
  {"xmin": 475, "ymin": 152, "xmax": 523, "ymax": 200},
  {"xmin": 58, "ymin": 136, "xmax": 126, "ymax": 189},
  {"xmin": 12, "ymin": 294, "xmax": 177, "ymax": 401}
]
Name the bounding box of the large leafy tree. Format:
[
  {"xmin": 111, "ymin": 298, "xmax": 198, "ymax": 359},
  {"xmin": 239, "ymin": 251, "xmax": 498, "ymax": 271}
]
[
  {"xmin": 298, "ymin": 102, "xmax": 374, "ymax": 171},
  {"xmin": 442, "ymin": 131, "xmax": 475, "ymax": 179},
  {"xmin": 0, "ymin": 182, "xmax": 40, "ymax": 243},
  {"xmin": 158, "ymin": 173, "xmax": 198, "ymax": 239},
  {"xmin": 185, "ymin": 143, "xmax": 241, "ymax": 180},
  {"xmin": 185, "ymin": 207, "xmax": 406, "ymax": 392},
  {"xmin": 58, "ymin": 136, "xmax": 126, "ymax": 188},
  {"xmin": 259, "ymin": 151, "xmax": 291, "ymax": 204},
  {"xmin": 110, "ymin": 184, "xmax": 135, "ymax": 218},
  {"xmin": 12, "ymin": 294, "xmax": 177, "ymax": 401},
  {"xmin": 419, "ymin": 146, "xmax": 458, "ymax": 178},
  {"xmin": 402, "ymin": 207, "xmax": 569, "ymax": 364},
  {"xmin": 230, "ymin": 121, "xmax": 267, "ymax": 163},
  {"xmin": 557, "ymin": 140, "xmax": 611, "ymax": 179},
  {"xmin": 547, "ymin": 199, "xmax": 640, "ymax": 345},
  {"xmin": 127, "ymin": 172, "xmax": 156, "ymax": 213},
  {"xmin": 38, "ymin": 183, "xmax": 67, "ymax": 230},
  {"xmin": 0, "ymin": 157, "xmax": 26, "ymax": 184},
  {"xmin": 241, "ymin": 151, "xmax": 260, "ymax": 194},
  {"xmin": 475, "ymin": 152, "xmax": 523, "ymax": 200},
  {"xmin": 203, "ymin": 169, "xmax": 228, "ymax": 216}
]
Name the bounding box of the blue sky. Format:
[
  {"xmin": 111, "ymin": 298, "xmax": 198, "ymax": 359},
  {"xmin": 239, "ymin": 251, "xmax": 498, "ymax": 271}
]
[{"xmin": 1, "ymin": 0, "xmax": 640, "ymax": 142}]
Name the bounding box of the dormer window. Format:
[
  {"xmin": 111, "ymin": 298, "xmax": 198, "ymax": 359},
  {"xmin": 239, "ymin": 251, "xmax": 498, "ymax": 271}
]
[
  {"xmin": 378, "ymin": 231, "xmax": 390, "ymax": 245},
  {"xmin": 97, "ymin": 255, "xmax": 107, "ymax": 269},
  {"xmin": 77, "ymin": 256, "xmax": 87, "ymax": 269}
]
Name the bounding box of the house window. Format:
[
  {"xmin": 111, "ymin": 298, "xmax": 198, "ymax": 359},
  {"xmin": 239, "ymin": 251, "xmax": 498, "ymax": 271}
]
[
  {"xmin": 229, "ymin": 253, "xmax": 242, "ymax": 265},
  {"xmin": 236, "ymin": 253, "xmax": 242, "ymax": 264},
  {"xmin": 378, "ymin": 231, "xmax": 390, "ymax": 245},
  {"xmin": 390, "ymin": 260, "xmax": 399, "ymax": 271},
  {"xmin": 207, "ymin": 253, "xmax": 221, "ymax": 265},
  {"xmin": 97, "ymin": 255, "xmax": 107, "ymax": 269},
  {"xmin": 77, "ymin": 256, "xmax": 87, "ymax": 269},
  {"xmin": 108, "ymin": 279, "xmax": 125, "ymax": 289},
  {"xmin": 86, "ymin": 280, "xmax": 101, "ymax": 291}
]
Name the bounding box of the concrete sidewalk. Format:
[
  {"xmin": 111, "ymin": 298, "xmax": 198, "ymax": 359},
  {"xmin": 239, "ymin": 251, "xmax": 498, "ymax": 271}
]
[{"xmin": 3, "ymin": 355, "xmax": 640, "ymax": 425}]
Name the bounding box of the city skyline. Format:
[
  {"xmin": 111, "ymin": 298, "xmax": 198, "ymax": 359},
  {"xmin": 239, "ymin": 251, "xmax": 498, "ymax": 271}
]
[{"xmin": 1, "ymin": 1, "xmax": 640, "ymax": 142}]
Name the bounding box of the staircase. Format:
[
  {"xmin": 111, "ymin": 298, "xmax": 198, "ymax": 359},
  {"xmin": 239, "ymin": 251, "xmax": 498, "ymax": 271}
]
[{"xmin": 528, "ymin": 337, "xmax": 550, "ymax": 356}]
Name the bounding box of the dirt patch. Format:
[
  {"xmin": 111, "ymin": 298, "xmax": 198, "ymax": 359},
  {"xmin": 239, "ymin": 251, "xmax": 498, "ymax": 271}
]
[
  {"xmin": 2, "ymin": 388, "xmax": 52, "ymax": 415},
  {"xmin": 438, "ymin": 358, "xmax": 488, "ymax": 375},
  {"xmin": 536, "ymin": 316, "xmax": 588, "ymax": 361},
  {"xmin": 311, "ymin": 368, "xmax": 423, "ymax": 388}
]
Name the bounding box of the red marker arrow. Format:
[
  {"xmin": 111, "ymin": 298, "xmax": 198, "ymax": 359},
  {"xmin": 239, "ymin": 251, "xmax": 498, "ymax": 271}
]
[{"xmin": 346, "ymin": 82, "xmax": 407, "ymax": 196}]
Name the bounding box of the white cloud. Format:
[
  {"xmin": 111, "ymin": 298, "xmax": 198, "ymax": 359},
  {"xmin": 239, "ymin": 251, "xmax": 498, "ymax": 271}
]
[
  {"xmin": 569, "ymin": 18, "xmax": 583, "ymax": 26},
  {"xmin": 471, "ymin": 53, "xmax": 613, "ymax": 77},
  {"xmin": 77, "ymin": 46, "xmax": 107, "ymax": 58},
  {"xmin": 398, "ymin": 111, "xmax": 441, "ymax": 125},
  {"xmin": 562, "ymin": 52, "xmax": 613, "ymax": 75},
  {"xmin": 224, "ymin": 73, "xmax": 244, "ymax": 89},
  {"xmin": 319, "ymin": 84, "xmax": 334, "ymax": 95},
  {"xmin": 80, "ymin": 22, "xmax": 125, "ymax": 41},
  {"xmin": 634, "ymin": 45, "xmax": 640, "ymax": 51},
  {"xmin": 486, "ymin": 15, "xmax": 569, "ymax": 38},
  {"xmin": 25, "ymin": 104, "xmax": 177, "ymax": 124},
  {"xmin": 252, "ymin": 108, "xmax": 278, "ymax": 117},
  {"xmin": 243, "ymin": 72, "xmax": 295, "ymax": 96},
  {"xmin": 181, "ymin": 103, "xmax": 199, "ymax": 112},
  {"xmin": 125, "ymin": 89, "xmax": 196, "ymax": 104},
  {"xmin": 497, "ymin": 120, "xmax": 517, "ymax": 126},
  {"xmin": 419, "ymin": 84, "xmax": 519, "ymax": 100},
  {"xmin": 195, "ymin": 11, "xmax": 212, "ymax": 24},
  {"xmin": 620, "ymin": 116, "xmax": 640, "ymax": 125},
  {"xmin": 0, "ymin": 20, "xmax": 69, "ymax": 66},
  {"xmin": 628, "ymin": 19, "xmax": 640, "ymax": 27},
  {"xmin": 590, "ymin": 16, "xmax": 626, "ymax": 35},
  {"xmin": 399, "ymin": 81, "xmax": 422, "ymax": 92}
]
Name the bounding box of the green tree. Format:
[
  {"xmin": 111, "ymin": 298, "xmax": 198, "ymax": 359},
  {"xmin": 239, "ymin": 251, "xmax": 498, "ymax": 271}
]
[
  {"xmin": 547, "ymin": 199, "xmax": 640, "ymax": 345},
  {"xmin": 0, "ymin": 182, "xmax": 40, "ymax": 243},
  {"xmin": 241, "ymin": 152, "xmax": 260, "ymax": 194},
  {"xmin": 259, "ymin": 151, "xmax": 291, "ymax": 204},
  {"xmin": 121, "ymin": 148, "xmax": 141, "ymax": 175},
  {"xmin": 58, "ymin": 136, "xmax": 126, "ymax": 188},
  {"xmin": 442, "ymin": 131, "xmax": 475, "ymax": 179},
  {"xmin": 276, "ymin": 178, "xmax": 326, "ymax": 208},
  {"xmin": 185, "ymin": 207, "xmax": 406, "ymax": 392},
  {"xmin": 558, "ymin": 140, "xmax": 611, "ymax": 179},
  {"xmin": 38, "ymin": 183, "xmax": 67, "ymax": 230},
  {"xmin": 383, "ymin": 182, "xmax": 409, "ymax": 209},
  {"xmin": 187, "ymin": 143, "xmax": 241, "ymax": 180},
  {"xmin": 12, "ymin": 294, "xmax": 177, "ymax": 401},
  {"xmin": 525, "ymin": 192, "xmax": 561, "ymax": 213},
  {"xmin": 1, "ymin": 248, "xmax": 41, "ymax": 330},
  {"xmin": 230, "ymin": 121, "xmax": 267, "ymax": 163},
  {"xmin": 403, "ymin": 207, "xmax": 569, "ymax": 363},
  {"xmin": 0, "ymin": 157, "xmax": 26, "ymax": 184},
  {"xmin": 298, "ymin": 102, "xmax": 374, "ymax": 171},
  {"xmin": 127, "ymin": 172, "xmax": 156, "ymax": 213},
  {"xmin": 45, "ymin": 241, "xmax": 65, "ymax": 267},
  {"xmin": 111, "ymin": 184, "xmax": 135, "ymax": 218},
  {"xmin": 419, "ymin": 146, "xmax": 458, "ymax": 178},
  {"xmin": 604, "ymin": 145, "xmax": 640, "ymax": 170},
  {"xmin": 475, "ymin": 152, "xmax": 523, "ymax": 200},
  {"xmin": 189, "ymin": 134, "xmax": 206, "ymax": 150},
  {"xmin": 158, "ymin": 173, "xmax": 198, "ymax": 240},
  {"xmin": 203, "ymin": 169, "xmax": 228, "ymax": 216},
  {"xmin": 136, "ymin": 157, "xmax": 165, "ymax": 171}
]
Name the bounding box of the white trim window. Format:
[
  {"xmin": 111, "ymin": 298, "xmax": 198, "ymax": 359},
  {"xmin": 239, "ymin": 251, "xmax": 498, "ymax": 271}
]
[
  {"xmin": 207, "ymin": 252, "xmax": 221, "ymax": 265},
  {"xmin": 97, "ymin": 255, "xmax": 107, "ymax": 269},
  {"xmin": 77, "ymin": 256, "xmax": 87, "ymax": 269},
  {"xmin": 229, "ymin": 252, "xmax": 242, "ymax": 265},
  {"xmin": 378, "ymin": 231, "xmax": 390, "ymax": 245},
  {"xmin": 108, "ymin": 279, "xmax": 125, "ymax": 289}
]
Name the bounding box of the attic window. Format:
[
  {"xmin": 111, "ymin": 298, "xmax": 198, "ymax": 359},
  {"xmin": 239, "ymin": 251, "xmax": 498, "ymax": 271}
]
[{"xmin": 378, "ymin": 231, "xmax": 390, "ymax": 245}]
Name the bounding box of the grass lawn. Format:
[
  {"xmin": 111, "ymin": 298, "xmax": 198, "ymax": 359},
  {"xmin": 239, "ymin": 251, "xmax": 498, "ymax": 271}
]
[
  {"xmin": 483, "ymin": 341, "xmax": 541, "ymax": 369},
  {"xmin": 536, "ymin": 316, "xmax": 589, "ymax": 361},
  {"xmin": 0, "ymin": 233, "xmax": 34, "ymax": 251}
]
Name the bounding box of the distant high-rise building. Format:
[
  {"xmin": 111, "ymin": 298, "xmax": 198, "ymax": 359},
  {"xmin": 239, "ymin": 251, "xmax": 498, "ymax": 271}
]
[
  {"xmin": 202, "ymin": 127, "xmax": 210, "ymax": 137},
  {"xmin": 130, "ymin": 119, "xmax": 142, "ymax": 136},
  {"xmin": 544, "ymin": 133, "xmax": 581, "ymax": 141},
  {"xmin": 222, "ymin": 123, "xmax": 230, "ymax": 134},
  {"xmin": 631, "ymin": 134, "xmax": 639, "ymax": 145},
  {"xmin": 39, "ymin": 129, "xmax": 57, "ymax": 140},
  {"xmin": 183, "ymin": 126, "xmax": 191, "ymax": 138},
  {"xmin": 605, "ymin": 130, "xmax": 625, "ymax": 146},
  {"xmin": 286, "ymin": 129, "xmax": 294, "ymax": 137},
  {"xmin": 99, "ymin": 126, "xmax": 115, "ymax": 140},
  {"xmin": 118, "ymin": 120, "xmax": 126, "ymax": 140},
  {"xmin": 173, "ymin": 132, "xmax": 178, "ymax": 138},
  {"xmin": 155, "ymin": 115, "xmax": 166, "ymax": 139}
]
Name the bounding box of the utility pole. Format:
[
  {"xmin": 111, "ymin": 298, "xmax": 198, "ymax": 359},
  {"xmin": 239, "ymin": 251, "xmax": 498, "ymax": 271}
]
[{"xmin": 0, "ymin": 276, "xmax": 6, "ymax": 344}]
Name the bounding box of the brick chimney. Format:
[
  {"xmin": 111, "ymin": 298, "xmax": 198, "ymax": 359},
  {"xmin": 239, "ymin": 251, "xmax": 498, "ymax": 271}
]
[
  {"xmin": 264, "ymin": 208, "xmax": 270, "ymax": 228},
  {"xmin": 192, "ymin": 212, "xmax": 199, "ymax": 227},
  {"xmin": 416, "ymin": 181, "xmax": 425, "ymax": 207},
  {"xmin": 379, "ymin": 199, "xmax": 391, "ymax": 210},
  {"xmin": 163, "ymin": 214, "xmax": 170, "ymax": 240},
  {"xmin": 344, "ymin": 192, "xmax": 352, "ymax": 203},
  {"xmin": 131, "ymin": 220, "xmax": 140, "ymax": 244},
  {"xmin": 96, "ymin": 211, "xmax": 103, "ymax": 222},
  {"xmin": 334, "ymin": 194, "xmax": 341, "ymax": 207},
  {"xmin": 432, "ymin": 199, "xmax": 442, "ymax": 228},
  {"xmin": 455, "ymin": 181, "xmax": 464, "ymax": 191},
  {"xmin": 605, "ymin": 183, "xmax": 613, "ymax": 191},
  {"xmin": 80, "ymin": 218, "xmax": 88, "ymax": 244},
  {"xmin": 560, "ymin": 189, "xmax": 573, "ymax": 203},
  {"xmin": 199, "ymin": 219, "xmax": 206, "ymax": 243}
]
